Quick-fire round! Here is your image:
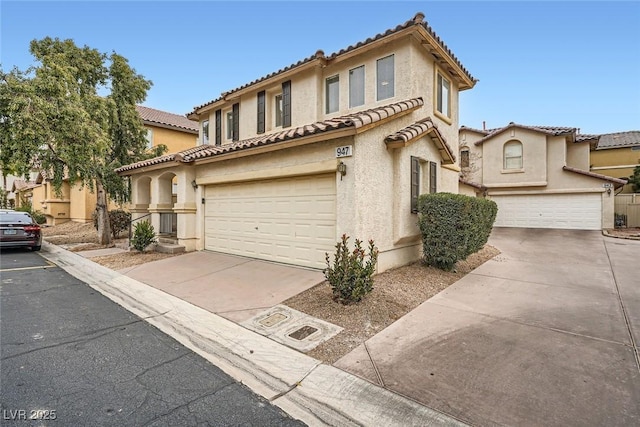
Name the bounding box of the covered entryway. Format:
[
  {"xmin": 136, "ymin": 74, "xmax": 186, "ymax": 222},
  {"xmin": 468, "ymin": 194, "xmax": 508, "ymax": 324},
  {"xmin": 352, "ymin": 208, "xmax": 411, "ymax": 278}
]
[
  {"xmin": 491, "ymin": 193, "xmax": 602, "ymax": 230},
  {"xmin": 204, "ymin": 174, "xmax": 336, "ymax": 269}
]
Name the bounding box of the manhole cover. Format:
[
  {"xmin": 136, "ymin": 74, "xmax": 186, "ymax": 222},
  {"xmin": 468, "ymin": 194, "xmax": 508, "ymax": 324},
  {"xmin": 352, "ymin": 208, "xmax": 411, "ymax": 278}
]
[
  {"xmin": 259, "ymin": 313, "xmax": 288, "ymax": 327},
  {"xmin": 288, "ymin": 325, "xmax": 318, "ymax": 341}
]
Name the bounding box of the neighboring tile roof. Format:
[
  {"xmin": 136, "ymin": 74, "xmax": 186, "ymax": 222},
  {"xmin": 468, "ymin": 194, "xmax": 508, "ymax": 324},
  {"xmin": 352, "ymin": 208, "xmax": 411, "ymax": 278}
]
[
  {"xmin": 136, "ymin": 105, "xmax": 198, "ymax": 133},
  {"xmin": 473, "ymin": 123, "xmax": 580, "ymax": 145},
  {"xmin": 562, "ymin": 166, "xmax": 627, "ymax": 187},
  {"xmin": 385, "ymin": 117, "xmax": 456, "ymax": 164},
  {"xmin": 190, "ymin": 12, "xmax": 476, "ymax": 115},
  {"xmin": 117, "ymin": 98, "xmax": 423, "ymax": 173},
  {"xmin": 459, "ymin": 178, "xmax": 486, "ymax": 191},
  {"xmin": 11, "ymin": 179, "xmax": 40, "ymax": 192},
  {"xmin": 459, "ymin": 125, "xmax": 491, "ymax": 135},
  {"xmin": 596, "ymin": 131, "xmax": 640, "ymax": 149}
]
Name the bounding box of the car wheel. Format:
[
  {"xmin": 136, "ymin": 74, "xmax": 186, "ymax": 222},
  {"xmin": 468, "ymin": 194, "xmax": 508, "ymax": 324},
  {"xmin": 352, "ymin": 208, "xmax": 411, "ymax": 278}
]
[{"xmin": 31, "ymin": 245, "xmax": 41, "ymax": 251}]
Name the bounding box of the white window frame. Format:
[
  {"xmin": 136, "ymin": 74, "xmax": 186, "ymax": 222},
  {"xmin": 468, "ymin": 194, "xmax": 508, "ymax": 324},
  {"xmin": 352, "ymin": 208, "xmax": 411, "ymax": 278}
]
[
  {"xmin": 376, "ymin": 54, "xmax": 395, "ymax": 101},
  {"xmin": 326, "ymin": 75, "xmax": 339, "ymax": 114},
  {"xmin": 349, "ymin": 65, "xmax": 365, "ymax": 108},
  {"xmin": 274, "ymin": 93, "xmax": 283, "ymax": 128},
  {"xmin": 201, "ymin": 120, "xmax": 209, "ymax": 145},
  {"xmin": 436, "ymin": 70, "xmax": 451, "ymax": 120},
  {"xmin": 503, "ymin": 140, "xmax": 523, "ymax": 170},
  {"xmin": 225, "ymin": 110, "xmax": 233, "ymax": 140},
  {"xmin": 145, "ymin": 128, "xmax": 153, "ymax": 149}
]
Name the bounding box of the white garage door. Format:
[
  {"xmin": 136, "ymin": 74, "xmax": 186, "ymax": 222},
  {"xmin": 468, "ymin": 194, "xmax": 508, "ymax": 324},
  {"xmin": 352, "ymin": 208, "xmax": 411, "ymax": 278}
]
[
  {"xmin": 491, "ymin": 193, "xmax": 602, "ymax": 230},
  {"xmin": 204, "ymin": 174, "xmax": 336, "ymax": 269}
]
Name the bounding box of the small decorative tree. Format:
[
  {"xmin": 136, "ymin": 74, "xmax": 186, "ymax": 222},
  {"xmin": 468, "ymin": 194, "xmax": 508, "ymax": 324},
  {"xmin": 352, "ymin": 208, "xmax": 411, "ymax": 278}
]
[
  {"xmin": 131, "ymin": 220, "xmax": 156, "ymax": 252},
  {"xmin": 324, "ymin": 234, "xmax": 378, "ymax": 304}
]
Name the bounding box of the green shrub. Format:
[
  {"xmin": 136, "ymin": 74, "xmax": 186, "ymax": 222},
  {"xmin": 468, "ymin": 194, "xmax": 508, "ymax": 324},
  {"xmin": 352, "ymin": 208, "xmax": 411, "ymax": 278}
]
[
  {"xmin": 92, "ymin": 209, "xmax": 132, "ymax": 238},
  {"xmin": 417, "ymin": 192, "xmax": 497, "ymax": 271},
  {"xmin": 131, "ymin": 220, "xmax": 157, "ymax": 252},
  {"xmin": 324, "ymin": 234, "xmax": 378, "ymax": 304}
]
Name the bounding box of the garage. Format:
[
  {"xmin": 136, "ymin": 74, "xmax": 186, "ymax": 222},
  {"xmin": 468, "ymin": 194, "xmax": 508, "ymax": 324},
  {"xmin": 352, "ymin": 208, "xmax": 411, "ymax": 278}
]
[
  {"xmin": 491, "ymin": 193, "xmax": 602, "ymax": 230},
  {"xmin": 204, "ymin": 174, "xmax": 336, "ymax": 269}
]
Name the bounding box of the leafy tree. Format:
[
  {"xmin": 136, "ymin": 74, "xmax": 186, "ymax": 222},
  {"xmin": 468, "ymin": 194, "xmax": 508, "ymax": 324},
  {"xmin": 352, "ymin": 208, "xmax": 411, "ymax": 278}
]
[
  {"xmin": 0, "ymin": 38, "xmax": 164, "ymax": 244},
  {"xmin": 629, "ymin": 165, "xmax": 640, "ymax": 193}
]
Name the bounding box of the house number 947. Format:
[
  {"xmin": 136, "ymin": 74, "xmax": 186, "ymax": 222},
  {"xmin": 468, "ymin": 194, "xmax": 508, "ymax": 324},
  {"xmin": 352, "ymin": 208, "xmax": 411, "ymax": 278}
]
[{"xmin": 335, "ymin": 145, "xmax": 353, "ymax": 158}]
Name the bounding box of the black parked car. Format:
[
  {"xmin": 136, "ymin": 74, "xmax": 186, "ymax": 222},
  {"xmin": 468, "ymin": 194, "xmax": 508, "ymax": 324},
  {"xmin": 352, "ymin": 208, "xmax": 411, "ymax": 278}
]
[{"xmin": 0, "ymin": 210, "xmax": 43, "ymax": 251}]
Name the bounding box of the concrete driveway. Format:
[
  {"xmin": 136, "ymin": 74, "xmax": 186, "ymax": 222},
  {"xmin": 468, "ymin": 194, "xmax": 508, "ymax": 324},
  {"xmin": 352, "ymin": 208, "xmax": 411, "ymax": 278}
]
[
  {"xmin": 120, "ymin": 251, "xmax": 324, "ymax": 323},
  {"xmin": 335, "ymin": 228, "xmax": 640, "ymax": 426}
]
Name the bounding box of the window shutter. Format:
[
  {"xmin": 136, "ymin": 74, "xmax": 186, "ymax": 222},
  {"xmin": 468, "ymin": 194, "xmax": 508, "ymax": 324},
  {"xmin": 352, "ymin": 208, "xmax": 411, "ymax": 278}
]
[
  {"xmin": 257, "ymin": 91, "xmax": 265, "ymax": 134},
  {"xmin": 411, "ymin": 156, "xmax": 420, "ymax": 213},
  {"xmin": 232, "ymin": 103, "xmax": 239, "ymax": 141},
  {"xmin": 429, "ymin": 161, "xmax": 437, "ymax": 194},
  {"xmin": 282, "ymin": 80, "xmax": 291, "ymax": 128},
  {"xmin": 215, "ymin": 109, "xmax": 222, "ymax": 146}
]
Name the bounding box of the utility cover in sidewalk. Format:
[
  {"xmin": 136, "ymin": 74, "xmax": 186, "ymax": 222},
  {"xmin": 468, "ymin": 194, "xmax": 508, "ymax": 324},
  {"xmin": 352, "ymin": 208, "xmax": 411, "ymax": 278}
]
[{"xmin": 241, "ymin": 305, "xmax": 342, "ymax": 353}]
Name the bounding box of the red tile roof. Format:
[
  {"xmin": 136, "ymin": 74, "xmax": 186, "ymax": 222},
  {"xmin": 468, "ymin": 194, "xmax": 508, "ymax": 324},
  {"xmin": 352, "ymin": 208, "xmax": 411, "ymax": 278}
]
[
  {"xmin": 562, "ymin": 166, "xmax": 627, "ymax": 188},
  {"xmin": 117, "ymin": 98, "xmax": 423, "ymax": 174},
  {"xmin": 472, "ymin": 123, "xmax": 584, "ymax": 146},
  {"xmin": 136, "ymin": 105, "xmax": 198, "ymax": 133},
  {"xmin": 385, "ymin": 117, "xmax": 456, "ymax": 164},
  {"xmin": 190, "ymin": 12, "xmax": 476, "ymax": 116}
]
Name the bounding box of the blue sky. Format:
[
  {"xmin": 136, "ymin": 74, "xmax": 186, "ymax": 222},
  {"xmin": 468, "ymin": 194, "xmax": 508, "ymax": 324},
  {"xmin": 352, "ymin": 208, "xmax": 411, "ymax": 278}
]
[{"xmin": 2, "ymin": 1, "xmax": 639, "ymax": 134}]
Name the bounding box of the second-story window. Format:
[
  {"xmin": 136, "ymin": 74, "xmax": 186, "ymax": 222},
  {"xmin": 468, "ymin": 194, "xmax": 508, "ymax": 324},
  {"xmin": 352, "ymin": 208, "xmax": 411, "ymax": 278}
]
[
  {"xmin": 376, "ymin": 54, "xmax": 394, "ymax": 101},
  {"xmin": 226, "ymin": 111, "xmax": 233, "ymax": 140},
  {"xmin": 460, "ymin": 147, "xmax": 470, "ymax": 168},
  {"xmin": 326, "ymin": 75, "xmax": 339, "ymax": 114},
  {"xmin": 145, "ymin": 129, "xmax": 153, "ymax": 149},
  {"xmin": 436, "ymin": 71, "xmax": 451, "ymax": 118},
  {"xmin": 503, "ymin": 140, "xmax": 523, "ymax": 170},
  {"xmin": 202, "ymin": 120, "xmax": 209, "ymax": 145},
  {"xmin": 349, "ymin": 65, "xmax": 365, "ymax": 108},
  {"xmin": 274, "ymin": 94, "xmax": 283, "ymax": 127}
]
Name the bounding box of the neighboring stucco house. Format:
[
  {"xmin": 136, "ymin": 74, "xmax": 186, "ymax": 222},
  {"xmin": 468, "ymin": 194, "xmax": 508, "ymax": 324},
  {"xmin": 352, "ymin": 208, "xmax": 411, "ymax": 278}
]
[
  {"xmin": 589, "ymin": 131, "xmax": 640, "ymax": 193},
  {"xmin": 459, "ymin": 123, "xmax": 626, "ymax": 230},
  {"xmin": 116, "ymin": 12, "xmax": 477, "ymax": 271},
  {"xmin": 11, "ymin": 106, "xmax": 198, "ymax": 225}
]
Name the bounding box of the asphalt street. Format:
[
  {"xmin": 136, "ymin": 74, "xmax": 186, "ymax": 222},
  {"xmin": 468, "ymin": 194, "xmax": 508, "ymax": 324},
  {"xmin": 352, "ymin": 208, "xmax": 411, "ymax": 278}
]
[{"xmin": 0, "ymin": 248, "xmax": 305, "ymax": 426}]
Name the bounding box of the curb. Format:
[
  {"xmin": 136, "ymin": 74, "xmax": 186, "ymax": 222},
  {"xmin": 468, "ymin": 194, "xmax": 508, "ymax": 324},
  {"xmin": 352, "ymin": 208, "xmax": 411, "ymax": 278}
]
[
  {"xmin": 39, "ymin": 242, "xmax": 465, "ymax": 427},
  {"xmin": 602, "ymin": 229, "xmax": 640, "ymax": 241}
]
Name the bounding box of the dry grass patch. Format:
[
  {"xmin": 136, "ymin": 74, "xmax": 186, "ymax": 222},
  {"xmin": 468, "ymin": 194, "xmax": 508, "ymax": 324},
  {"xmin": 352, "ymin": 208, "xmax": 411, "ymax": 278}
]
[{"xmin": 284, "ymin": 245, "xmax": 500, "ymax": 364}]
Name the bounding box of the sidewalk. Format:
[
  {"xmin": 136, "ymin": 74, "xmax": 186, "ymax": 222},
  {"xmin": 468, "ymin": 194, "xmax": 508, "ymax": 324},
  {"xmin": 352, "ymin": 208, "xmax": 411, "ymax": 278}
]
[
  {"xmin": 40, "ymin": 242, "xmax": 464, "ymax": 427},
  {"xmin": 335, "ymin": 229, "xmax": 640, "ymax": 426}
]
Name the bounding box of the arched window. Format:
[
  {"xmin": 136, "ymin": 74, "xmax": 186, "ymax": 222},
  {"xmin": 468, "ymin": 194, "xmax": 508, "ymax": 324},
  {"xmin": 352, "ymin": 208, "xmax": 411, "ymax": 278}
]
[
  {"xmin": 503, "ymin": 140, "xmax": 523, "ymax": 170},
  {"xmin": 460, "ymin": 148, "xmax": 470, "ymax": 168}
]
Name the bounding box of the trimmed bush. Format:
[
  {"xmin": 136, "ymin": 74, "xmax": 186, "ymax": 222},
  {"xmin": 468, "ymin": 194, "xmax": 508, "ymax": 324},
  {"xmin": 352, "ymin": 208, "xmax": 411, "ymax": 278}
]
[
  {"xmin": 324, "ymin": 234, "xmax": 378, "ymax": 304},
  {"xmin": 131, "ymin": 220, "xmax": 157, "ymax": 252},
  {"xmin": 92, "ymin": 209, "xmax": 132, "ymax": 238},
  {"xmin": 417, "ymin": 192, "xmax": 497, "ymax": 271}
]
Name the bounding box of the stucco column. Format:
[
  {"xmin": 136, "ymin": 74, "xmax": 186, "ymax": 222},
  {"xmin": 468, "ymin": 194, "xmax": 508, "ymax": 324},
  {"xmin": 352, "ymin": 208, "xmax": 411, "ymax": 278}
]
[
  {"xmin": 148, "ymin": 174, "xmax": 173, "ymax": 233},
  {"xmin": 174, "ymin": 167, "xmax": 198, "ymax": 250}
]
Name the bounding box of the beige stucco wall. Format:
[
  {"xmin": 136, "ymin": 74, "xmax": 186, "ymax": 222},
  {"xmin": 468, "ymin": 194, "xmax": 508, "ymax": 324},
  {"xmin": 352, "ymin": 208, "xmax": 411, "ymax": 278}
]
[
  {"xmin": 482, "ymin": 129, "xmax": 548, "ymax": 187},
  {"xmin": 566, "ymin": 141, "xmax": 590, "ymax": 170},
  {"xmin": 69, "ymin": 184, "xmax": 94, "ymax": 222},
  {"xmin": 150, "ymin": 125, "xmax": 197, "ymax": 154},
  {"xmin": 459, "ymin": 130, "xmax": 485, "ymax": 184}
]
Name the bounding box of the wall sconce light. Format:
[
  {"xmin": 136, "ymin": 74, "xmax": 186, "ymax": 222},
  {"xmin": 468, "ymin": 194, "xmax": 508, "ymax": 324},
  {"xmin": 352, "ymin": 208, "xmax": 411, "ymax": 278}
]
[
  {"xmin": 607, "ymin": 188, "xmax": 612, "ymax": 196},
  {"xmin": 191, "ymin": 179, "xmax": 198, "ymax": 190},
  {"xmin": 337, "ymin": 161, "xmax": 347, "ymax": 180}
]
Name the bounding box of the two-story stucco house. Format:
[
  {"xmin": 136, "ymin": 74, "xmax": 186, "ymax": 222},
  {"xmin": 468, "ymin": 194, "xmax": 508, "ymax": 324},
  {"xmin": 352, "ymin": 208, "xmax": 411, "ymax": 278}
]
[
  {"xmin": 117, "ymin": 13, "xmax": 477, "ymax": 271},
  {"xmin": 459, "ymin": 123, "xmax": 626, "ymax": 230},
  {"xmin": 12, "ymin": 106, "xmax": 198, "ymax": 225}
]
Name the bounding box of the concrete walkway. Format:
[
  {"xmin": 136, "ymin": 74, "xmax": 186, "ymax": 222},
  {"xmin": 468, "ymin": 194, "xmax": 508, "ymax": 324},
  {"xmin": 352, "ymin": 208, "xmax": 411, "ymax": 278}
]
[
  {"xmin": 119, "ymin": 251, "xmax": 325, "ymax": 323},
  {"xmin": 335, "ymin": 228, "xmax": 640, "ymax": 426}
]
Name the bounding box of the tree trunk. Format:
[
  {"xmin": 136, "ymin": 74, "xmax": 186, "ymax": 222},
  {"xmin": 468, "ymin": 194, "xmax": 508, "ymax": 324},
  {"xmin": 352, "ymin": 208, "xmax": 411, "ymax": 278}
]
[{"xmin": 96, "ymin": 181, "xmax": 112, "ymax": 245}]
